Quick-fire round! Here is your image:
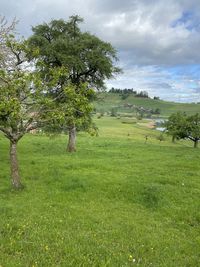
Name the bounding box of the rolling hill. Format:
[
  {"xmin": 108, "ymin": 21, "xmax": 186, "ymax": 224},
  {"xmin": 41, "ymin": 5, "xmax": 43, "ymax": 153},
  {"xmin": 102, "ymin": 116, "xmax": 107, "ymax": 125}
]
[{"xmin": 95, "ymin": 93, "xmax": 200, "ymax": 117}]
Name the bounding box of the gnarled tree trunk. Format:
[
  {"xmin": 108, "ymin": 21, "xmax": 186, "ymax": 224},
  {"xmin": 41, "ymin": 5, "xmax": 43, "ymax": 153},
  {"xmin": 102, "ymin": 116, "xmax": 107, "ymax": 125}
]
[
  {"xmin": 10, "ymin": 141, "xmax": 22, "ymax": 189},
  {"xmin": 67, "ymin": 125, "xmax": 76, "ymax": 152}
]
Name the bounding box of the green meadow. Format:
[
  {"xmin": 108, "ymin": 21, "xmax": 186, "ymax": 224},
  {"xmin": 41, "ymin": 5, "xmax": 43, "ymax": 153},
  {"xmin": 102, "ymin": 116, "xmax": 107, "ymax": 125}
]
[{"xmin": 0, "ymin": 116, "xmax": 200, "ymax": 266}]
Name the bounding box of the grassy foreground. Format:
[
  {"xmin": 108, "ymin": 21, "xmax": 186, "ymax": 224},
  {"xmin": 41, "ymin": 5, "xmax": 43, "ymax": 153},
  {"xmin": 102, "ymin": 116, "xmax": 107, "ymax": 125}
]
[{"xmin": 0, "ymin": 117, "xmax": 200, "ymax": 267}]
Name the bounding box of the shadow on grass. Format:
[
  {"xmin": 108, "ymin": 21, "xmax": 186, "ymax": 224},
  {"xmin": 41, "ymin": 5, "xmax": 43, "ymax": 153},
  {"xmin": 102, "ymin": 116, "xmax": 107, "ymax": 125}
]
[
  {"xmin": 61, "ymin": 178, "xmax": 88, "ymax": 192},
  {"xmin": 138, "ymin": 184, "xmax": 162, "ymax": 209},
  {"xmin": 106, "ymin": 181, "xmax": 165, "ymax": 210}
]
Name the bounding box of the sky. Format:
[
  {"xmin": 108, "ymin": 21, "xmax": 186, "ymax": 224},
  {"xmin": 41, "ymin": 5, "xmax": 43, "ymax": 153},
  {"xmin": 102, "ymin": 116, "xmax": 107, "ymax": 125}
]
[{"xmin": 1, "ymin": 0, "xmax": 200, "ymax": 103}]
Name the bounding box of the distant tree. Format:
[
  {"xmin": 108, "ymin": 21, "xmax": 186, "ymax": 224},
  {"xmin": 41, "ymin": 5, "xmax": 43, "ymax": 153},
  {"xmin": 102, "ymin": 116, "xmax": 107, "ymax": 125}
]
[
  {"xmin": 110, "ymin": 107, "xmax": 118, "ymax": 117},
  {"xmin": 164, "ymin": 112, "xmax": 187, "ymax": 143},
  {"xmin": 109, "ymin": 87, "xmax": 115, "ymax": 93},
  {"xmin": 186, "ymin": 113, "xmax": 200, "ymax": 148},
  {"xmin": 165, "ymin": 112, "xmax": 200, "ymax": 148},
  {"xmin": 157, "ymin": 133, "xmax": 165, "ymax": 142},
  {"xmin": 154, "ymin": 108, "xmax": 161, "ymax": 115},
  {"xmin": 28, "ymin": 15, "xmax": 121, "ymax": 152},
  {"xmin": 135, "ymin": 91, "xmax": 149, "ymax": 98},
  {"xmin": 109, "ymin": 88, "xmax": 137, "ymax": 95},
  {"xmin": 136, "ymin": 112, "xmax": 144, "ymax": 120}
]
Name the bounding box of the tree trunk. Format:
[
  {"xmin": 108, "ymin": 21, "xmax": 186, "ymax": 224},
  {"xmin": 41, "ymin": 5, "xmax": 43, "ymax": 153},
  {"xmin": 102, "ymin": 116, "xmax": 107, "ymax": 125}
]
[
  {"xmin": 67, "ymin": 125, "xmax": 76, "ymax": 152},
  {"xmin": 194, "ymin": 140, "xmax": 198, "ymax": 148},
  {"xmin": 172, "ymin": 135, "xmax": 176, "ymax": 143},
  {"xmin": 10, "ymin": 141, "xmax": 22, "ymax": 189}
]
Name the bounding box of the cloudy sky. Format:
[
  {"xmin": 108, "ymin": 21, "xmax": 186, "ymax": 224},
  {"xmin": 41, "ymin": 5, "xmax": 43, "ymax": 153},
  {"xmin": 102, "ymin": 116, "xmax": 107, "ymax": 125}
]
[{"xmin": 1, "ymin": 0, "xmax": 200, "ymax": 102}]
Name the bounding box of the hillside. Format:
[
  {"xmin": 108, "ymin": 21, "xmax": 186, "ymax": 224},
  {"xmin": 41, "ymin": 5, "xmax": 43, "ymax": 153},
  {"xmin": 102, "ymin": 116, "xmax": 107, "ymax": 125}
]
[{"xmin": 95, "ymin": 93, "xmax": 200, "ymax": 117}]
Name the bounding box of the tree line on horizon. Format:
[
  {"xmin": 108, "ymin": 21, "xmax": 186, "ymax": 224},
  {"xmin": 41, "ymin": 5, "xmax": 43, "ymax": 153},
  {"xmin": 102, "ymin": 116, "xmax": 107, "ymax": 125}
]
[{"xmin": 108, "ymin": 87, "xmax": 160, "ymax": 100}]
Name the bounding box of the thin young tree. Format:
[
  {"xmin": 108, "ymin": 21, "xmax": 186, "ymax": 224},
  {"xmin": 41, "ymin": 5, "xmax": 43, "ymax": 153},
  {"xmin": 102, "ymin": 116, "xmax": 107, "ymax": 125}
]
[{"xmin": 0, "ymin": 35, "xmax": 69, "ymax": 189}]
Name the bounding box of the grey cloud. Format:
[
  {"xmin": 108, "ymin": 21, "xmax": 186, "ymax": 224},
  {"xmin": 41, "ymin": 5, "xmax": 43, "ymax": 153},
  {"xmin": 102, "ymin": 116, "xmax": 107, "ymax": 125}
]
[
  {"xmin": 91, "ymin": 0, "xmax": 137, "ymax": 13},
  {"xmin": 1, "ymin": 0, "xmax": 200, "ymax": 66},
  {"xmin": 144, "ymin": 83, "xmax": 173, "ymax": 90},
  {"xmin": 1, "ymin": 0, "xmax": 200, "ymax": 102}
]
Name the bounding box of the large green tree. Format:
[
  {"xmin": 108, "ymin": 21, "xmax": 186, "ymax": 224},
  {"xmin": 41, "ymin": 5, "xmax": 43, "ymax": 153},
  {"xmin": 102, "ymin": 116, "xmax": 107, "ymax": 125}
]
[{"xmin": 28, "ymin": 15, "xmax": 121, "ymax": 152}]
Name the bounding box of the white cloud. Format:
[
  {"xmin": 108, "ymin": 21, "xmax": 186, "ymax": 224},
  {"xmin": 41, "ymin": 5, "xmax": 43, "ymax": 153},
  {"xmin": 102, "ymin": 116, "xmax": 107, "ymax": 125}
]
[
  {"xmin": 107, "ymin": 65, "xmax": 200, "ymax": 102},
  {"xmin": 1, "ymin": 0, "xmax": 200, "ymax": 102}
]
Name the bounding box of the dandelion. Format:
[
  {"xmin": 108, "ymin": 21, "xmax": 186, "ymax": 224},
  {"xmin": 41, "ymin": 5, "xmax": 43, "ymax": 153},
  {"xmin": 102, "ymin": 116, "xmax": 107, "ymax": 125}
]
[{"xmin": 129, "ymin": 255, "xmax": 136, "ymax": 263}]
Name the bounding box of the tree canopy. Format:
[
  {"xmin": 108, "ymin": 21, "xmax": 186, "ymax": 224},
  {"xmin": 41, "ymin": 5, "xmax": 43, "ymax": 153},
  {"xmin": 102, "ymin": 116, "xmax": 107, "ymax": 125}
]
[
  {"xmin": 164, "ymin": 112, "xmax": 200, "ymax": 148},
  {"xmin": 28, "ymin": 15, "xmax": 121, "ymax": 89},
  {"xmin": 164, "ymin": 112, "xmax": 187, "ymax": 142}
]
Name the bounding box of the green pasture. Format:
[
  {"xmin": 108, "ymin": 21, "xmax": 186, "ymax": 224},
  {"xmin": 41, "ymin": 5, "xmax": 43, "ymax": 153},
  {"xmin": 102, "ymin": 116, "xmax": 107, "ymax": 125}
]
[{"xmin": 0, "ymin": 116, "xmax": 200, "ymax": 266}]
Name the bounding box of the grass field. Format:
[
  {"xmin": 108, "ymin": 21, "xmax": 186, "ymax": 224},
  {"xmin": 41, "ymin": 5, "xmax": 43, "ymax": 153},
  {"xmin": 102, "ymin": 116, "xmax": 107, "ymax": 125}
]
[
  {"xmin": 0, "ymin": 116, "xmax": 200, "ymax": 266},
  {"xmin": 95, "ymin": 93, "xmax": 200, "ymax": 117}
]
